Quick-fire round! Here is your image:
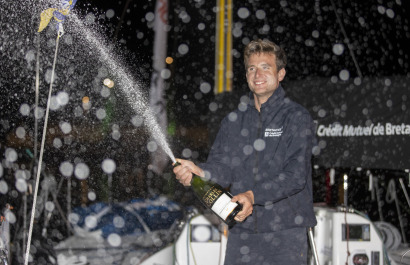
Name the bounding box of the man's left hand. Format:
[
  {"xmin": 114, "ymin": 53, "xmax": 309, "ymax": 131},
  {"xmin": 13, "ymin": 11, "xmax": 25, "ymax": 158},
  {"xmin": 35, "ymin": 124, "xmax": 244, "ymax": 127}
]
[{"xmin": 231, "ymin": 190, "xmax": 254, "ymax": 222}]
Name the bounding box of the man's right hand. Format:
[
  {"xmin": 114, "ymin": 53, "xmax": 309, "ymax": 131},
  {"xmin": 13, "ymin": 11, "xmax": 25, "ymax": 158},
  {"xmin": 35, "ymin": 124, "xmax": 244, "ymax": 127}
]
[{"xmin": 173, "ymin": 158, "xmax": 204, "ymax": 186}]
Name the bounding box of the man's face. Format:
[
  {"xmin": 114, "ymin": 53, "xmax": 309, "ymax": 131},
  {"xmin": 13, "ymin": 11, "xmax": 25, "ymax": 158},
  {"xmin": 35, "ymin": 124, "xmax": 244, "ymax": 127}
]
[{"xmin": 246, "ymin": 53, "xmax": 286, "ymax": 103}]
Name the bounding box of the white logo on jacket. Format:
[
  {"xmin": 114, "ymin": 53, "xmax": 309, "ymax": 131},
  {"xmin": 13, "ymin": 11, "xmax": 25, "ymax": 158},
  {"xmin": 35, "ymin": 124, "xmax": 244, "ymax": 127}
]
[{"xmin": 264, "ymin": 127, "xmax": 283, "ymax": 137}]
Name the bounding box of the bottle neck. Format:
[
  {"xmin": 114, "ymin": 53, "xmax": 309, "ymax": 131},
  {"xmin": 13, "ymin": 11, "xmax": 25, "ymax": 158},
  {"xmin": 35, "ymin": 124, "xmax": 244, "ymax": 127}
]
[
  {"xmin": 173, "ymin": 162, "xmax": 203, "ymax": 185},
  {"xmin": 190, "ymin": 173, "xmax": 202, "ymax": 185}
]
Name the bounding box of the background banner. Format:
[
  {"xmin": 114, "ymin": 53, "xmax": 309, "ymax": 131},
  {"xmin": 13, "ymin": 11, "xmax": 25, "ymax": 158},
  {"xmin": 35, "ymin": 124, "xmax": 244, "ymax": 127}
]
[{"xmin": 285, "ymin": 76, "xmax": 410, "ymax": 170}]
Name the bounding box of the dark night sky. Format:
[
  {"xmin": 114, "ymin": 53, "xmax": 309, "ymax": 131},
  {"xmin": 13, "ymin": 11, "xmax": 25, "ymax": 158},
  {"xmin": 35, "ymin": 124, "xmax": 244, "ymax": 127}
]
[
  {"xmin": 85, "ymin": 0, "xmax": 410, "ymax": 79},
  {"xmin": 2, "ymin": 0, "xmax": 410, "ymax": 126},
  {"xmin": 87, "ymin": 0, "xmax": 410, "ymax": 115}
]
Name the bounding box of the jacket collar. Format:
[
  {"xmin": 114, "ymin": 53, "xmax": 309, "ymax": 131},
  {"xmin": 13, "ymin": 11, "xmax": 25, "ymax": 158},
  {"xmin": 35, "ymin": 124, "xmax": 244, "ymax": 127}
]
[{"xmin": 249, "ymin": 84, "xmax": 285, "ymax": 111}]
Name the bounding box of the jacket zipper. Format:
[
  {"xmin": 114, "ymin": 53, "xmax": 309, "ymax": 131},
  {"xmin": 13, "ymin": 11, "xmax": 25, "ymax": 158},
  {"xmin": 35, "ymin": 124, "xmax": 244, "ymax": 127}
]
[{"xmin": 253, "ymin": 110, "xmax": 263, "ymax": 233}]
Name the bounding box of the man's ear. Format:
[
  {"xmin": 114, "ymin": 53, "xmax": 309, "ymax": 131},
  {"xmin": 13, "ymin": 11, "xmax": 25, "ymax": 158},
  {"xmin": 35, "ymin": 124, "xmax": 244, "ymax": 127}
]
[{"xmin": 278, "ymin": 68, "xmax": 286, "ymax": 81}]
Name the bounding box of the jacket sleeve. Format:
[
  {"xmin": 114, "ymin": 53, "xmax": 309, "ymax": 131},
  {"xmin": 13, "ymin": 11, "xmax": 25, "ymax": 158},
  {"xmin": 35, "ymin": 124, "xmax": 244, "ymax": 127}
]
[
  {"xmin": 253, "ymin": 112, "xmax": 316, "ymax": 205},
  {"xmin": 199, "ymin": 117, "xmax": 234, "ymax": 188}
]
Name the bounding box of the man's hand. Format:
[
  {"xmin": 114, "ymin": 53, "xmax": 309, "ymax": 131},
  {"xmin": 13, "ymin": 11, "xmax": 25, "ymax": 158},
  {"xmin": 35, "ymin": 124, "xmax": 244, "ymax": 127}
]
[
  {"xmin": 173, "ymin": 158, "xmax": 204, "ymax": 186},
  {"xmin": 231, "ymin": 190, "xmax": 254, "ymax": 222}
]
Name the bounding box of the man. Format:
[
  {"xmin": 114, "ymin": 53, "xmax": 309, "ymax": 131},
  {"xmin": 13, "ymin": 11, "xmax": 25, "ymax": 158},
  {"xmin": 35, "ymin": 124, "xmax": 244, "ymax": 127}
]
[{"xmin": 174, "ymin": 39, "xmax": 317, "ymax": 265}]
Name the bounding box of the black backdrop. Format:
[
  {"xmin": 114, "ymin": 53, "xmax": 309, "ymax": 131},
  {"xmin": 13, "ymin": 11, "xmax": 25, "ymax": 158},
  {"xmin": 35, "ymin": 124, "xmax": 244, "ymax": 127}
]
[{"xmin": 284, "ymin": 76, "xmax": 410, "ymax": 170}]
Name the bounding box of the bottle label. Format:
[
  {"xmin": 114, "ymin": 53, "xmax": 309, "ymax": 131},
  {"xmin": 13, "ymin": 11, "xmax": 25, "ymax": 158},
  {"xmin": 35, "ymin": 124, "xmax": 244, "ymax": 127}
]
[
  {"xmin": 203, "ymin": 186, "xmax": 223, "ymax": 207},
  {"xmin": 211, "ymin": 193, "xmax": 238, "ymax": 220}
]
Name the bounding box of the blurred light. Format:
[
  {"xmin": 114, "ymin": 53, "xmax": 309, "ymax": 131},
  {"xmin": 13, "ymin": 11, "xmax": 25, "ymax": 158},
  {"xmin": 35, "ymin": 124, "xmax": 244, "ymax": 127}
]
[
  {"xmin": 191, "ymin": 225, "xmax": 212, "ymax": 242},
  {"xmin": 82, "ymin": 96, "xmax": 91, "ymax": 110},
  {"xmin": 223, "ymin": 225, "xmax": 229, "ymax": 237},
  {"xmin": 166, "ymin": 57, "xmax": 173, "ymax": 64},
  {"xmin": 103, "ymin": 78, "xmax": 115, "ymax": 88},
  {"xmin": 344, "ymin": 174, "xmax": 348, "ymax": 190},
  {"xmin": 167, "ymin": 121, "xmax": 176, "ymax": 136}
]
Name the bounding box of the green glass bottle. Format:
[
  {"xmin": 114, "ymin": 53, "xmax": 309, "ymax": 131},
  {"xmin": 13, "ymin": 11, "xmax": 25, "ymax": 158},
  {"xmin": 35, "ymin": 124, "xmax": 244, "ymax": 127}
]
[{"xmin": 174, "ymin": 162, "xmax": 242, "ymax": 226}]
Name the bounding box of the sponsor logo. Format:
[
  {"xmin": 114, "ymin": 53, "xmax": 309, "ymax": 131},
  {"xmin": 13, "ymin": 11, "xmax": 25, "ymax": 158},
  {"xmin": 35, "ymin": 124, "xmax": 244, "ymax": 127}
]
[
  {"xmin": 264, "ymin": 127, "xmax": 283, "ymax": 137},
  {"xmin": 316, "ymin": 122, "xmax": 410, "ymax": 137}
]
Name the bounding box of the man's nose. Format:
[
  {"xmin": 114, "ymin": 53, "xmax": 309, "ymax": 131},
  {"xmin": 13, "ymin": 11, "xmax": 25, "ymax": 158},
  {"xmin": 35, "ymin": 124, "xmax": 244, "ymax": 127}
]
[{"xmin": 254, "ymin": 68, "xmax": 262, "ymax": 77}]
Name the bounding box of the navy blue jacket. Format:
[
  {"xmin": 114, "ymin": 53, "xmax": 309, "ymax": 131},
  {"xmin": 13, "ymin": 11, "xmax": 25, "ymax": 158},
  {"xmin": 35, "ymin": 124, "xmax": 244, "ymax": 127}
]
[{"xmin": 200, "ymin": 85, "xmax": 317, "ymax": 233}]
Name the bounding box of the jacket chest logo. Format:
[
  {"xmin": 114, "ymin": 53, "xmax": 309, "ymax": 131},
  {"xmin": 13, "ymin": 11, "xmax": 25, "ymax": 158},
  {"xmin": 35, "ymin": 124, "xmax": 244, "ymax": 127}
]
[{"xmin": 264, "ymin": 127, "xmax": 283, "ymax": 137}]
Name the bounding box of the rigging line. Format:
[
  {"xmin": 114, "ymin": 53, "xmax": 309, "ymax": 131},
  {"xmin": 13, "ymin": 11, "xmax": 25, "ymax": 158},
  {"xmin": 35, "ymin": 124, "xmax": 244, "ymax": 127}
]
[
  {"xmin": 401, "ymin": 249, "xmax": 410, "ymax": 265},
  {"xmin": 25, "ymin": 0, "xmax": 43, "ymax": 248},
  {"xmin": 24, "ymin": 26, "xmax": 42, "ymax": 258},
  {"xmin": 113, "ymin": 0, "xmax": 133, "ymax": 42},
  {"xmin": 24, "ymin": 30, "xmax": 63, "ymax": 265},
  {"xmin": 35, "ymin": 34, "xmax": 40, "ymax": 171},
  {"xmin": 329, "ymin": 0, "xmax": 363, "ymax": 79},
  {"xmin": 399, "ymin": 178, "xmax": 410, "ymax": 209},
  {"xmin": 386, "ymin": 179, "xmax": 408, "ymax": 244}
]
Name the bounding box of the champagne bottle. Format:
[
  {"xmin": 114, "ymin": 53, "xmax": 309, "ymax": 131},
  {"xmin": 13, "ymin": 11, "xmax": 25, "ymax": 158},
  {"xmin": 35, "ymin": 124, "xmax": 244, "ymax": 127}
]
[{"xmin": 173, "ymin": 162, "xmax": 242, "ymax": 226}]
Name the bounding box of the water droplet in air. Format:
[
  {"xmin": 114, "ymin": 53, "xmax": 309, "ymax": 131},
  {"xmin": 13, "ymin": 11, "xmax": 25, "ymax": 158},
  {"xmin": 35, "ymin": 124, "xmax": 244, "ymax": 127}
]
[
  {"xmin": 60, "ymin": 161, "xmax": 74, "ymax": 177},
  {"xmin": 200, "ymin": 82, "xmax": 211, "ymax": 94},
  {"xmin": 339, "ymin": 69, "xmax": 350, "ymax": 81},
  {"xmin": 19, "ymin": 103, "xmax": 30, "ymax": 116},
  {"xmin": 102, "ymin": 158, "xmax": 116, "ymax": 174},
  {"xmin": 88, "ymin": 191, "xmax": 96, "ymax": 201},
  {"xmin": 113, "ymin": 216, "xmax": 125, "ymax": 228},
  {"xmin": 59, "ymin": 121, "xmax": 72, "ymax": 134},
  {"xmin": 96, "ymin": 108, "xmax": 107, "ymax": 120},
  {"xmin": 34, "ymin": 107, "xmax": 45, "ymax": 119},
  {"xmin": 68, "ymin": 213, "xmax": 80, "ymax": 225},
  {"xmin": 53, "ymin": 138, "xmax": 63, "ymax": 149},
  {"xmin": 45, "ymin": 201, "xmax": 55, "ymax": 212},
  {"xmin": 107, "ymin": 233, "xmax": 122, "ymax": 247},
  {"xmin": 178, "ymin": 43, "xmax": 189, "ymax": 55},
  {"xmin": 253, "ymin": 139, "xmax": 266, "ymax": 151},
  {"xmin": 238, "ymin": 8, "xmax": 250, "ymax": 19},
  {"xmin": 182, "ymin": 148, "xmax": 192, "ymax": 158},
  {"xmin": 106, "ymin": 9, "xmax": 115, "ymax": 19},
  {"xmin": 255, "ymin": 10, "xmax": 266, "ymax": 20},
  {"xmin": 16, "ymin": 127, "xmax": 26, "ymax": 139},
  {"xmin": 74, "ymin": 163, "xmax": 90, "ymax": 180},
  {"xmin": 228, "ymin": 112, "xmax": 238, "ymax": 122},
  {"xmin": 147, "ymin": 141, "xmax": 158, "ymax": 152},
  {"xmin": 0, "ymin": 180, "xmax": 8, "ymax": 194},
  {"xmin": 15, "ymin": 178, "xmax": 27, "ymax": 192},
  {"xmin": 57, "ymin": 91, "xmax": 69, "ymax": 106},
  {"xmin": 85, "ymin": 215, "xmax": 97, "ymax": 229},
  {"xmin": 5, "ymin": 148, "xmax": 18, "ymax": 162},
  {"xmin": 332, "ymin": 43, "xmax": 345, "ymax": 55}
]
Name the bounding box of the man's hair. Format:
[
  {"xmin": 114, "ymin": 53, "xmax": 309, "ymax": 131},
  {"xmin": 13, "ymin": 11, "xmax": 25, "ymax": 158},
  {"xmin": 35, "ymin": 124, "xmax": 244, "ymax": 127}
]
[{"xmin": 244, "ymin": 39, "xmax": 287, "ymax": 71}]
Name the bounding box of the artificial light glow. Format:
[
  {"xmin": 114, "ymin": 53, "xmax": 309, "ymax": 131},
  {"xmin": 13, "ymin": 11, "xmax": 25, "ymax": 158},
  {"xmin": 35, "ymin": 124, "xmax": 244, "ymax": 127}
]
[
  {"xmin": 82, "ymin": 96, "xmax": 90, "ymax": 104},
  {"xmin": 82, "ymin": 96, "xmax": 91, "ymax": 110},
  {"xmin": 103, "ymin": 78, "xmax": 115, "ymax": 88},
  {"xmin": 191, "ymin": 225, "xmax": 212, "ymax": 242},
  {"xmin": 223, "ymin": 225, "xmax": 229, "ymax": 237},
  {"xmin": 165, "ymin": 57, "xmax": 173, "ymax": 64},
  {"xmin": 343, "ymin": 174, "xmax": 348, "ymax": 190}
]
